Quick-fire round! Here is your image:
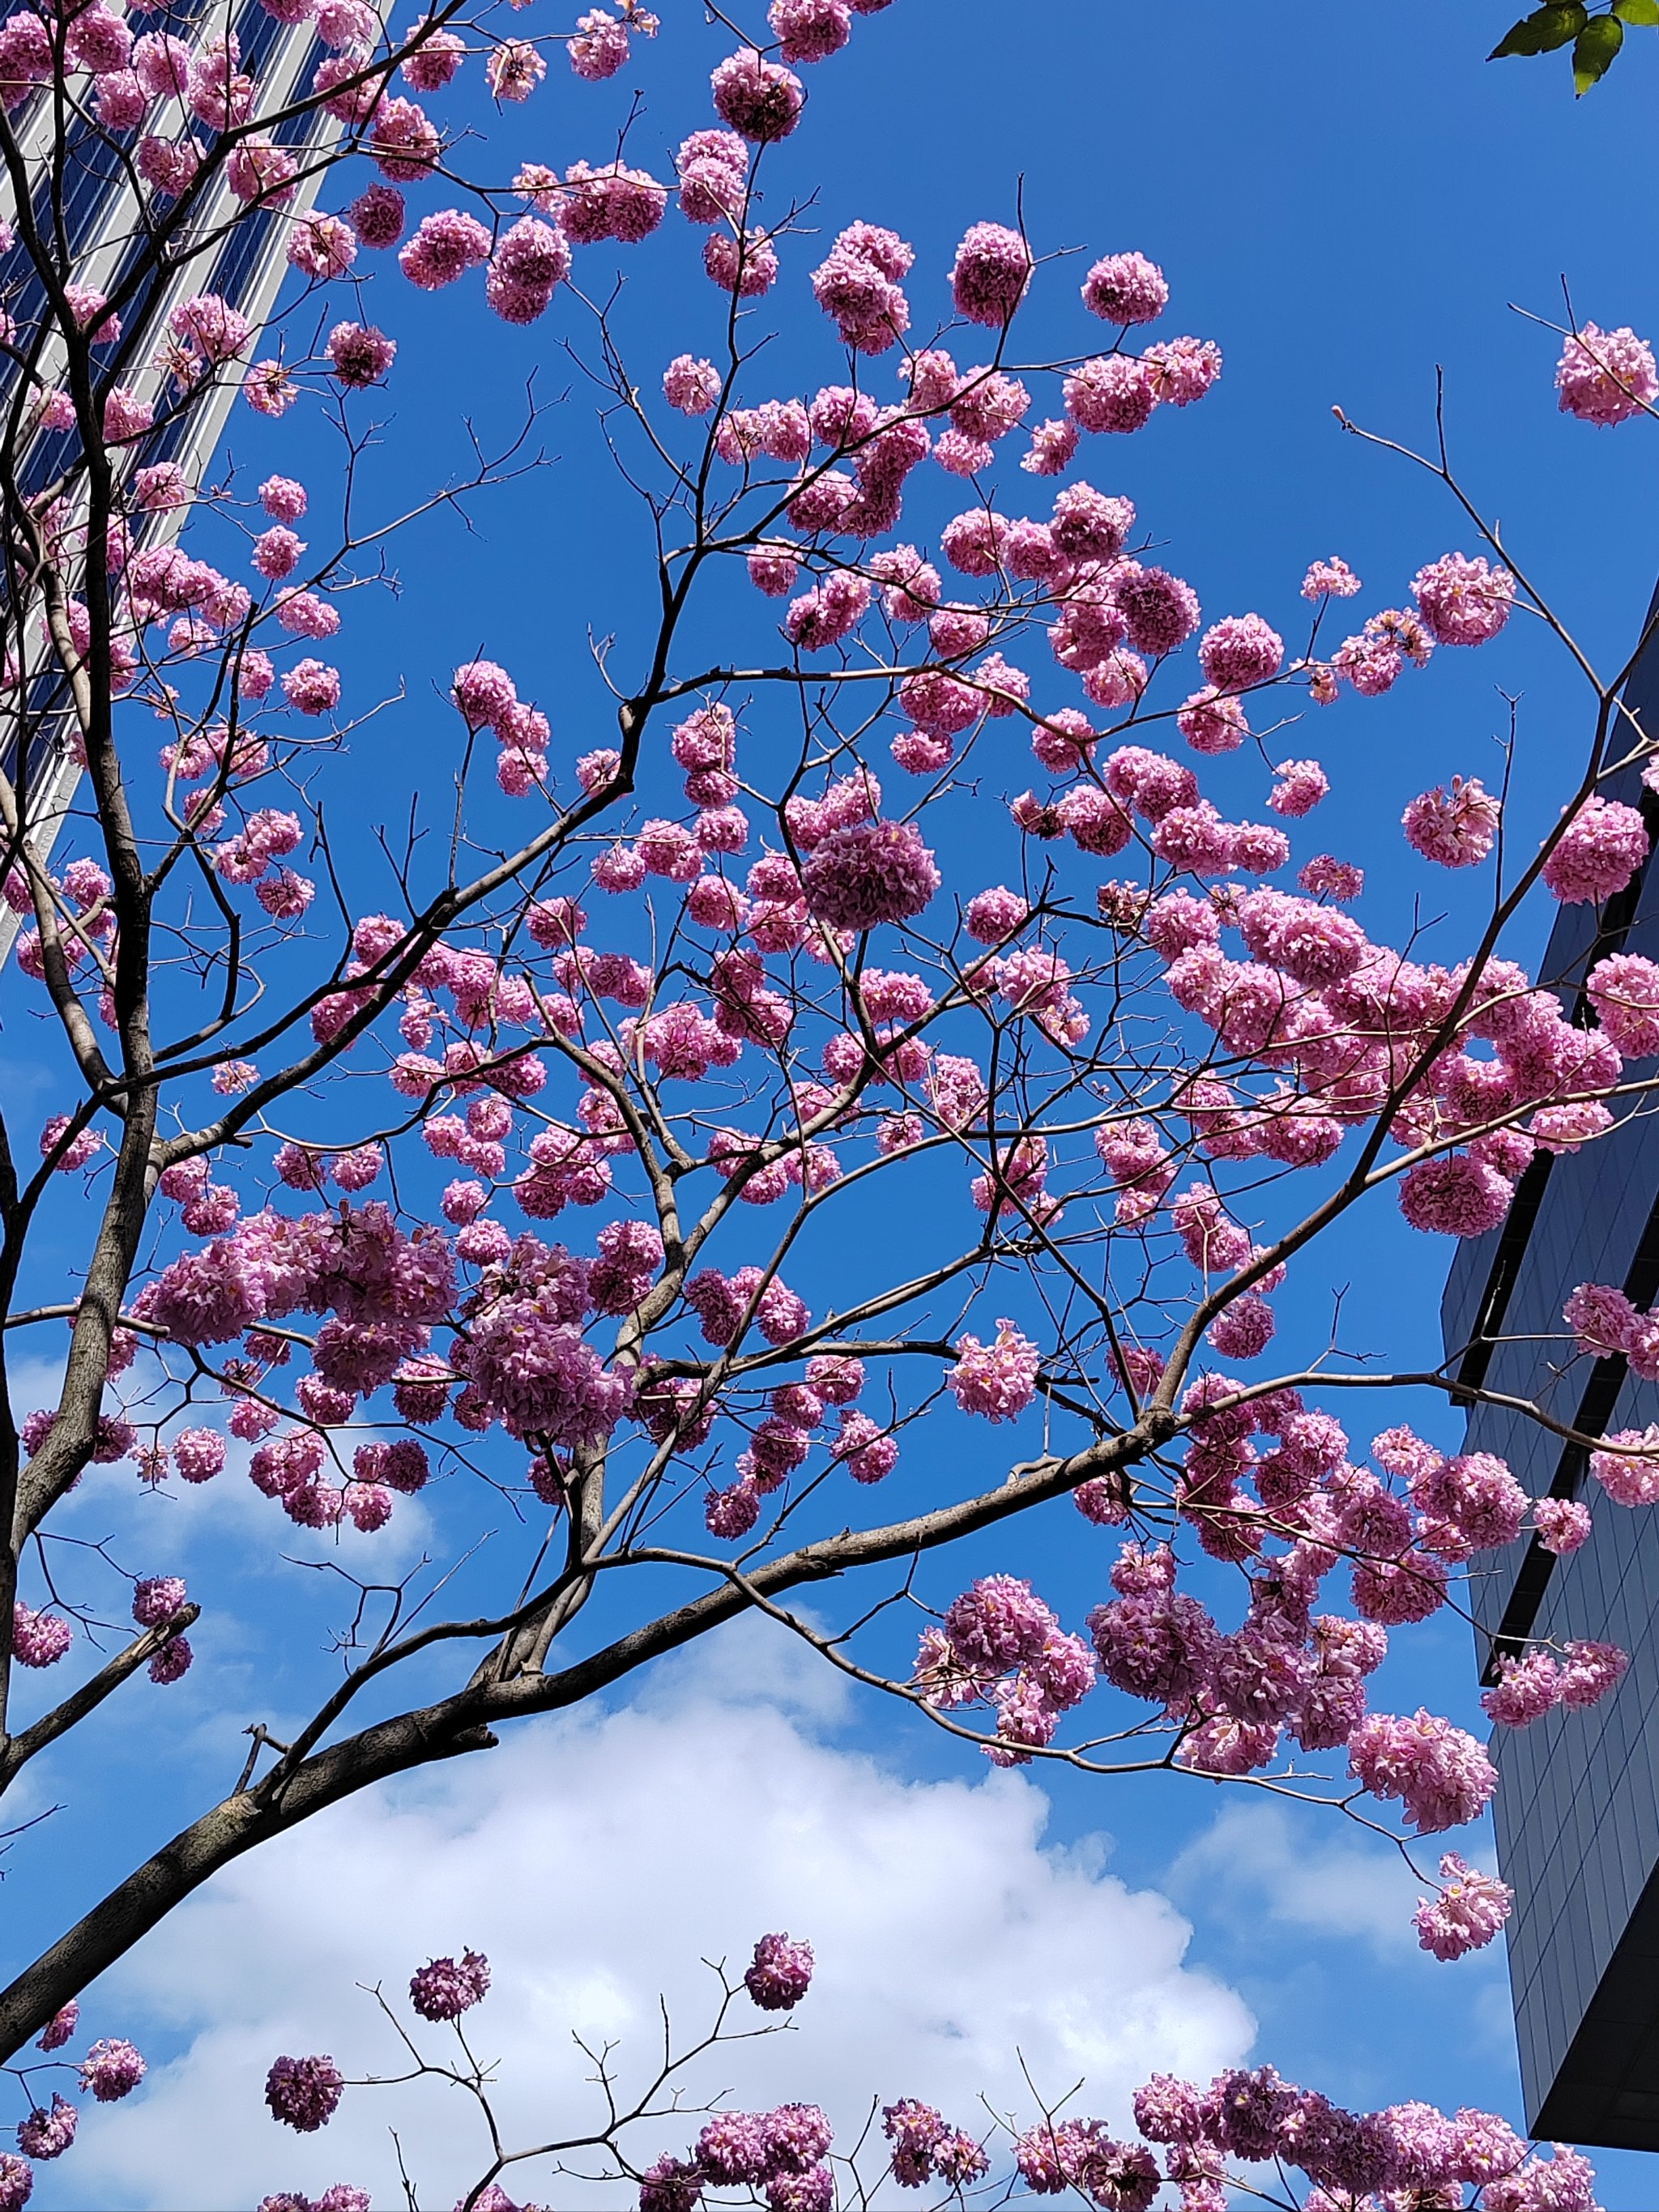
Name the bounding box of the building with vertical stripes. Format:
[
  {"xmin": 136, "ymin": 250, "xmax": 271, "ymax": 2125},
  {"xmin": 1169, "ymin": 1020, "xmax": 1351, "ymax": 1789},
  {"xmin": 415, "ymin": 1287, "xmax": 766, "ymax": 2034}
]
[{"xmin": 1442, "ymin": 627, "xmax": 1659, "ymax": 2149}]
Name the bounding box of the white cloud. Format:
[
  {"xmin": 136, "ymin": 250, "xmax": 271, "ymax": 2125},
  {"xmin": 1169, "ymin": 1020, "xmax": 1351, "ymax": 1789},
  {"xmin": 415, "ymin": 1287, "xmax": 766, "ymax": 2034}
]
[
  {"xmin": 62, "ymin": 1622, "xmax": 1255, "ymax": 2212},
  {"xmin": 1167, "ymin": 1800, "xmax": 1429, "ymax": 1957}
]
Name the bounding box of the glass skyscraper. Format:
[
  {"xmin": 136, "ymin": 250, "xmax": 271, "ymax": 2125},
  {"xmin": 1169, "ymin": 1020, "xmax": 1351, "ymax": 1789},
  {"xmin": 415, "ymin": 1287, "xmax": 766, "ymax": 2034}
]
[
  {"xmin": 0, "ymin": 6, "xmax": 341, "ymax": 933},
  {"xmin": 1442, "ymin": 631, "xmax": 1659, "ymax": 2149}
]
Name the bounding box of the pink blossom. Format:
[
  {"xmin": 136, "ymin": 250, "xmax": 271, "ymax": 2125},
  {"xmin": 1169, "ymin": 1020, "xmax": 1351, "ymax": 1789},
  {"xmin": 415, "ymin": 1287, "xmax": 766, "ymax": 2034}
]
[
  {"xmin": 1207, "ymin": 1292, "xmax": 1276, "ymax": 1361},
  {"xmin": 1414, "ymin": 1854, "xmax": 1512, "ymax": 1960},
  {"xmin": 173, "ymin": 1427, "xmax": 227, "ymax": 1483},
  {"xmin": 1198, "ymin": 613, "xmax": 1283, "ymax": 690},
  {"xmin": 1301, "ymin": 556, "xmax": 1361, "ymax": 599},
  {"xmin": 403, "ymin": 27, "xmax": 464, "ymax": 90},
  {"xmin": 409, "ymin": 1950, "xmax": 491, "ymax": 2019},
  {"xmin": 133, "ymin": 1576, "xmax": 188, "ymax": 1627},
  {"xmin": 326, "ymin": 321, "xmax": 396, "ymax": 385},
  {"xmin": 1081, "ymin": 250, "xmax": 1168, "ymax": 325},
  {"xmin": 15, "ymin": 2095, "xmax": 75, "ymax": 2161},
  {"xmin": 744, "ymin": 1931, "xmax": 814, "ymax": 2010},
  {"xmin": 800, "ymin": 820, "xmax": 938, "ymax": 931},
  {"xmin": 265, "ymin": 2054, "xmax": 343, "ymax": 2130},
  {"xmin": 11, "ymin": 1605, "xmax": 71, "ymax": 1668},
  {"xmin": 1176, "ymin": 689, "xmax": 1247, "ymax": 755},
  {"xmin": 706, "ymin": 1480, "xmax": 761, "ymax": 1538},
  {"xmin": 833, "ymin": 1409, "xmax": 898, "ymax": 1482},
  {"xmin": 560, "ymin": 160, "xmax": 666, "ymax": 246},
  {"xmin": 1556, "ymin": 322, "xmax": 1658, "ymax": 425},
  {"xmin": 1398, "ymin": 1156, "xmax": 1514, "ymax": 1237},
  {"xmin": 288, "ymin": 211, "xmax": 357, "ymax": 281},
  {"xmin": 1269, "ymin": 760, "xmax": 1329, "ymax": 817},
  {"xmin": 350, "ymin": 185, "xmax": 406, "ymax": 247},
  {"xmin": 1535, "ymin": 1496, "xmax": 1593, "ymax": 1554},
  {"xmin": 1402, "ymin": 776, "xmax": 1501, "ymax": 867},
  {"xmin": 1115, "ymin": 565, "xmax": 1201, "ymax": 656},
  {"xmin": 811, "ymin": 223, "xmax": 911, "ymax": 352},
  {"xmin": 569, "ymin": 8, "xmax": 631, "ymax": 79},
  {"xmin": 1065, "ymin": 355, "xmax": 1156, "ymax": 433},
  {"xmin": 79, "ymin": 2040, "xmax": 146, "ymax": 2101},
  {"xmin": 1089, "ymin": 1590, "xmax": 1219, "ymax": 1712},
  {"xmin": 1542, "ymin": 796, "xmax": 1649, "ymax": 903},
  {"xmin": 676, "ymin": 130, "xmax": 747, "ymax": 226},
  {"xmin": 664, "ymin": 355, "xmax": 722, "ymax": 414},
  {"xmin": 1145, "ymin": 335, "xmax": 1222, "ymax": 406},
  {"xmin": 149, "ymin": 1635, "xmax": 194, "ymax": 1683},
  {"xmin": 1586, "ymin": 950, "xmax": 1659, "ymax": 1056},
  {"xmin": 1411, "ymin": 553, "xmax": 1516, "ymax": 647},
  {"xmin": 243, "ymin": 360, "xmax": 299, "ymax": 418},
  {"xmin": 1014, "ymin": 2120, "xmax": 1157, "ymax": 2205},
  {"xmin": 964, "ymin": 885, "xmax": 1028, "ymax": 943},
  {"xmin": 1482, "ymin": 1651, "xmax": 1562, "ymax": 1726},
  {"xmin": 170, "ymin": 292, "xmax": 251, "ymax": 363},
  {"xmin": 1565, "ymin": 1281, "xmax": 1639, "ymax": 1358},
  {"xmin": 1347, "ymin": 1709, "xmax": 1496, "ymax": 1833},
  {"xmin": 1022, "ymin": 417, "xmax": 1079, "ymax": 473},
  {"xmin": 949, "ymin": 222, "xmax": 1032, "ymax": 326},
  {"xmin": 948, "ymin": 1321, "xmax": 1040, "ymax": 1421},
  {"xmin": 399, "ymin": 207, "xmax": 492, "ymax": 288},
  {"xmin": 39, "ymin": 1115, "xmax": 102, "ymax": 1171},
  {"xmin": 710, "ymin": 48, "xmax": 804, "ymax": 141},
  {"xmin": 283, "ymin": 660, "xmax": 341, "ymax": 715},
  {"xmin": 486, "ymin": 38, "xmax": 547, "ymax": 100},
  {"xmin": 1559, "ymin": 1638, "xmax": 1628, "ymax": 1707}
]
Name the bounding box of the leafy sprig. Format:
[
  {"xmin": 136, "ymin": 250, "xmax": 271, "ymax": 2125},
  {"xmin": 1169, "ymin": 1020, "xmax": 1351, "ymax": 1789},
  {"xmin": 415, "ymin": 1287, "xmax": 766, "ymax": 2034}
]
[{"xmin": 1490, "ymin": 0, "xmax": 1658, "ymax": 92}]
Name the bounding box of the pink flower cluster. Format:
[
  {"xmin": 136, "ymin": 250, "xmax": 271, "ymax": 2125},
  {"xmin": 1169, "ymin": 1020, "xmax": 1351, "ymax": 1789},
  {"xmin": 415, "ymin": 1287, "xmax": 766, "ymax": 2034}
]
[
  {"xmin": 946, "ymin": 1321, "xmax": 1040, "ymax": 1421},
  {"xmin": 743, "ymin": 1932, "xmax": 813, "ymax": 2011},
  {"xmin": 882, "ymin": 2100, "xmax": 989, "ymax": 2190},
  {"xmin": 265, "ymin": 2055, "xmax": 344, "ymax": 2133},
  {"xmin": 409, "ymin": 1950, "xmax": 491, "ymax": 2021},
  {"xmin": 914, "ymin": 1575, "xmax": 1096, "ymax": 1764},
  {"xmin": 1556, "ymin": 322, "xmax": 1658, "ymax": 425},
  {"xmin": 1413, "ymin": 1853, "xmax": 1514, "ymax": 1961},
  {"xmin": 638, "ymin": 2103, "xmax": 833, "ymax": 2212},
  {"xmin": 1348, "ymin": 1709, "xmax": 1497, "ymax": 1834}
]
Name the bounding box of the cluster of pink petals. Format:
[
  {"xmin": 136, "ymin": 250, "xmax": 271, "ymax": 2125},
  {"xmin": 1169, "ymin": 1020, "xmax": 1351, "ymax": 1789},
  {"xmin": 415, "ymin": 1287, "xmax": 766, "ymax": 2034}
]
[
  {"xmin": 1410, "ymin": 552, "xmax": 1515, "ymax": 647},
  {"xmin": 913, "ymin": 1575, "xmax": 1096, "ymax": 1766},
  {"xmin": 79, "ymin": 2040, "xmax": 146, "ymax": 2103},
  {"xmin": 947, "ymin": 1322, "xmax": 1040, "ymax": 1421},
  {"xmin": 1401, "ymin": 776, "xmax": 1501, "ymax": 867},
  {"xmin": 882, "ymin": 2099, "xmax": 989, "ymax": 2189},
  {"xmin": 1556, "ymin": 322, "xmax": 1658, "ymax": 425},
  {"xmin": 1348, "ymin": 1709, "xmax": 1496, "ymax": 1834},
  {"xmin": 641, "ymin": 2101, "xmax": 833, "ymax": 2210},
  {"xmin": 409, "ymin": 1950, "xmax": 491, "ymax": 2020},
  {"xmin": 265, "ymin": 2055, "xmax": 344, "ymax": 2132},
  {"xmin": 1413, "ymin": 1853, "xmax": 1514, "ymax": 1961},
  {"xmin": 743, "ymin": 1932, "xmax": 813, "ymax": 2010}
]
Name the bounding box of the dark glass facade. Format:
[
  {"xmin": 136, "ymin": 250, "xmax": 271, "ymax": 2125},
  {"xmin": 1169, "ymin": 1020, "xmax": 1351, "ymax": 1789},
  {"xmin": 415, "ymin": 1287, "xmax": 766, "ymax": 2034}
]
[{"xmin": 1442, "ymin": 630, "xmax": 1659, "ymax": 2148}]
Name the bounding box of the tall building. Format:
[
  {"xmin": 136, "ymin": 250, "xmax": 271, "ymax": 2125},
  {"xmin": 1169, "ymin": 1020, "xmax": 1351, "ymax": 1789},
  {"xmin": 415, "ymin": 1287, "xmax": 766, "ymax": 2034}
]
[
  {"xmin": 0, "ymin": 3, "xmax": 341, "ymax": 947},
  {"xmin": 1442, "ymin": 625, "xmax": 1659, "ymax": 2150}
]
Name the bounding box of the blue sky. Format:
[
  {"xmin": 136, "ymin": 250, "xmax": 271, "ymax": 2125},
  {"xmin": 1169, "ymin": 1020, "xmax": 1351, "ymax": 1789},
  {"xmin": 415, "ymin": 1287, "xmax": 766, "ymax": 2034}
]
[{"xmin": 10, "ymin": 0, "xmax": 1659, "ymax": 2203}]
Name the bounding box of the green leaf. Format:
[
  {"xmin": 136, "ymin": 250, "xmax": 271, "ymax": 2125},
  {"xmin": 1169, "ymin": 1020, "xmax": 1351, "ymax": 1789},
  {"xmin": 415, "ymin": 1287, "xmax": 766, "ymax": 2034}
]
[
  {"xmin": 1490, "ymin": 12, "xmax": 1547, "ymax": 52},
  {"xmin": 1490, "ymin": 2, "xmax": 1586, "ymax": 54},
  {"xmin": 1613, "ymin": 0, "xmax": 1659, "ymax": 28},
  {"xmin": 1575, "ymin": 11, "xmax": 1624, "ymax": 87},
  {"xmin": 1537, "ymin": 2, "xmax": 1590, "ymax": 45}
]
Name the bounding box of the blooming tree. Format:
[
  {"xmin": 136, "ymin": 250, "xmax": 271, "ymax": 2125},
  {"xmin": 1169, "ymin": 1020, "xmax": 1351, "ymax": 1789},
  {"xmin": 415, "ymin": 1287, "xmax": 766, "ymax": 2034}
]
[
  {"xmin": 0, "ymin": 0, "xmax": 1655, "ymax": 2201},
  {"xmin": 240, "ymin": 1932, "xmax": 1604, "ymax": 2212}
]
